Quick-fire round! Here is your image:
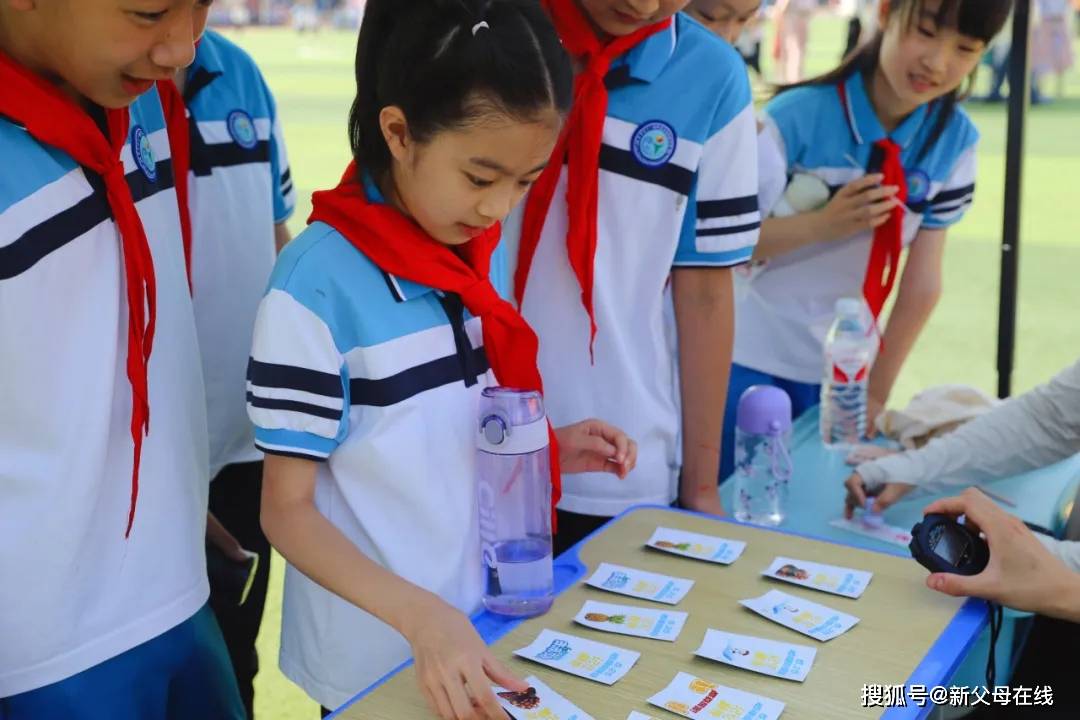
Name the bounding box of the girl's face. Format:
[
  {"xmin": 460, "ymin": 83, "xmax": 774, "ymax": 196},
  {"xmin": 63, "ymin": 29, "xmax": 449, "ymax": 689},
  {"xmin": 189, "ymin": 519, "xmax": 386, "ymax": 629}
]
[
  {"xmin": 876, "ymin": 0, "xmax": 985, "ymax": 112},
  {"xmin": 382, "ymin": 105, "xmax": 562, "ymax": 246},
  {"xmin": 577, "ymin": 0, "xmax": 691, "ymax": 39},
  {"xmin": 686, "ymin": 0, "xmax": 761, "ymax": 44}
]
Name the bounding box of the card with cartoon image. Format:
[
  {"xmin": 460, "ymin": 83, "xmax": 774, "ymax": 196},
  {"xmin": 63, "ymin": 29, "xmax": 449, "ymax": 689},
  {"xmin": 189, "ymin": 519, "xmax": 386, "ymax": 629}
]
[
  {"xmin": 763, "ymin": 556, "xmax": 872, "ymax": 599},
  {"xmin": 695, "ymin": 629, "xmax": 816, "ymax": 682},
  {"xmin": 646, "ymin": 527, "xmax": 746, "ymax": 565},
  {"xmin": 740, "ymin": 590, "xmax": 859, "ymax": 642},
  {"xmin": 513, "ymin": 629, "xmax": 640, "ymax": 685},
  {"xmin": 585, "ymin": 562, "xmax": 694, "ymax": 605},
  {"xmin": 493, "ymin": 675, "xmax": 595, "ymax": 720},
  {"xmin": 573, "ymin": 600, "xmax": 687, "ymax": 642},
  {"xmin": 647, "ymin": 671, "xmax": 785, "ymax": 720}
]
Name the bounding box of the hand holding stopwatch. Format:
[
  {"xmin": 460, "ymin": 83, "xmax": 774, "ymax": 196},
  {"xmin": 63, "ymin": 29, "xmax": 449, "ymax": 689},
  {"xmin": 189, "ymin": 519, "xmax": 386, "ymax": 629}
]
[{"xmin": 909, "ymin": 514, "xmax": 990, "ymax": 576}]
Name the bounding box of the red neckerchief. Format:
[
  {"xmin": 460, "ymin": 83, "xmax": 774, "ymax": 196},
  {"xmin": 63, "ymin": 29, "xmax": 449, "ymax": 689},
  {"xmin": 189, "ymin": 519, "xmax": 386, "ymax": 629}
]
[
  {"xmin": 838, "ymin": 82, "xmax": 908, "ymax": 320},
  {"xmin": 308, "ymin": 162, "xmax": 562, "ymax": 520},
  {"xmin": 0, "ymin": 50, "xmax": 161, "ymax": 537},
  {"xmin": 515, "ymin": 0, "xmax": 672, "ymax": 359}
]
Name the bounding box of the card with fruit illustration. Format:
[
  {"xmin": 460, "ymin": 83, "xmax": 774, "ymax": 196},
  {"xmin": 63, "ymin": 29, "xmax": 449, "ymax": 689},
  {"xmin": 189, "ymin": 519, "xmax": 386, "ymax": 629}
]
[
  {"xmin": 763, "ymin": 556, "xmax": 872, "ymax": 599},
  {"xmin": 647, "ymin": 671, "xmax": 785, "ymax": 720},
  {"xmin": 513, "ymin": 629, "xmax": 640, "ymax": 685},
  {"xmin": 646, "ymin": 527, "xmax": 746, "ymax": 565},
  {"xmin": 585, "ymin": 562, "xmax": 694, "ymax": 605},
  {"xmin": 493, "ymin": 675, "xmax": 595, "ymax": 720},
  {"xmin": 573, "ymin": 600, "xmax": 687, "ymax": 642}
]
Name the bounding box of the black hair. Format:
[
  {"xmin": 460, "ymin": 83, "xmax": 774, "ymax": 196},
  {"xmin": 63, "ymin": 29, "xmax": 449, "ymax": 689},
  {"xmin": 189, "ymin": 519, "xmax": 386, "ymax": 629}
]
[
  {"xmin": 349, "ymin": 0, "xmax": 573, "ymax": 183},
  {"xmin": 776, "ymin": 0, "xmax": 1012, "ymax": 159}
]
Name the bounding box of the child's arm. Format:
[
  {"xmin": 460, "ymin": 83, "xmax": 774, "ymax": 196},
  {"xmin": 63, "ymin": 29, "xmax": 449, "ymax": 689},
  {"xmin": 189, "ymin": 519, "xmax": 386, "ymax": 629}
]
[
  {"xmin": 274, "ymin": 223, "xmax": 292, "ymax": 254},
  {"xmin": 673, "ymin": 267, "xmax": 734, "ymax": 515},
  {"xmin": 752, "ymin": 174, "xmax": 898, "ymax": 262},
  {"xmin": 866, "ymin": 227, "xmax": 946, "ymax": 424},
  {"xmin": 261, "ymin": 455, "xmax": 526, "ymax": 720}
]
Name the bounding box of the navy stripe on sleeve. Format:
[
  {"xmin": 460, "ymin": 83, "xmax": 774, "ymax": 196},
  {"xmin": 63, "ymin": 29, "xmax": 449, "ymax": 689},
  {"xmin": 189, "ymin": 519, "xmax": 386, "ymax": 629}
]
[
  {"xmin": 247, "ymin": 359, "xmax": 343, "ymax": 398},
  {"xmin": 697, "ymin": 195, "xmax": 758, "ymax": 219}
]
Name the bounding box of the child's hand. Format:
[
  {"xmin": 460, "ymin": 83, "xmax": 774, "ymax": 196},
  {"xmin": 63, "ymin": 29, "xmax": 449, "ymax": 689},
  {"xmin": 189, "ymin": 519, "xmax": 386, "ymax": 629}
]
[
  {"xmin": 555, "ymin": 419, "xmax": 637, "ymax": 478},
  {"xmin": 842, "ymin": 472, "xmax": 914, "ymax": 518},
  {"xmin": 814, "ymin": 174, "xmax": 899, "ymax": 243},
  {"xmin": 404, "ymin": 598, "xmax": 527, "ymax": 720}
]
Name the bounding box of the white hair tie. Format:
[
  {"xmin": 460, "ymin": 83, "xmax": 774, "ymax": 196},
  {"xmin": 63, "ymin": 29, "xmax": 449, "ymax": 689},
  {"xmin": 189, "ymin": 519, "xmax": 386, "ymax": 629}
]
[{"xmin": 472, "ymin": 20, "xmax": 490, "ymax": 36}]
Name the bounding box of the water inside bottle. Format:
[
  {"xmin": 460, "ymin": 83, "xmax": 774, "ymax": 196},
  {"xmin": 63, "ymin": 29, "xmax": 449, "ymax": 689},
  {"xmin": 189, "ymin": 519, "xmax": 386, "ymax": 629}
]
[{"xmin": 483, "ymin": 537, "xmax": 554, "ymax": 617}]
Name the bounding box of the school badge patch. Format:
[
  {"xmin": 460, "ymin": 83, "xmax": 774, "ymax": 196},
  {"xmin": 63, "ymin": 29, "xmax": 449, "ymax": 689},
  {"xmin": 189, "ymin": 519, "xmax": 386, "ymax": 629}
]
[
  {"xmin": 227, "ymin": 109, "xmax": 259, "ymax": 150},
  {"xmin": 906, "ymin": 168, "xmax": 931, "ymax": 204},
  {"xmin": 130, "ymin": 125, "xmax": 157, "ymax": 182},
  {"xmin": 631, "ymin": 120, "xmax": 677, "ymax": 168}
]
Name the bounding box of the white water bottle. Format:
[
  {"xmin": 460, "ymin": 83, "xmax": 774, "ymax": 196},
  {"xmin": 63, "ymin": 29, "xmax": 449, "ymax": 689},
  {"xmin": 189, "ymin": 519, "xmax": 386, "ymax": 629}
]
[{"xmin": 820, "ymin": 298, "xmax": 876, "ymax": 448}]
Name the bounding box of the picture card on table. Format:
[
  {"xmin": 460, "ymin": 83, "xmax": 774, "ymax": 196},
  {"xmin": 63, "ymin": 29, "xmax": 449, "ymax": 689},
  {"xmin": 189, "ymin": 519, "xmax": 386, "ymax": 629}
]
[
  {"xmin": 573, "ymin": 600, "xmax": 687, "ymax": 642},
  {"xmin": 763, "ymin": 556, "xmax": 873, "ymax": 599},
  {"xmin": 494, "ymin": 675, "xmax": 595, "ymax": 720},
  {"xmin": 648, "ymin": 671, "xmax": 785, "ymax": 720},
  {"xmin": 513, "ymin": 629, "xmax": 640, "ymax": 685},
  {"xmin": 740, "ymin": 589, "xmax": 859, "ymax": 641},
  {"xmin": 645, "ymin": 526, "xmax": 747, "ymax": 565},
  {"xmin": 695, "ymin": 628, "xmax": 816, "ymax": 682},
  {"xmin": 585, "ymin": 562, "xmax": 693, "ymax": 605}
]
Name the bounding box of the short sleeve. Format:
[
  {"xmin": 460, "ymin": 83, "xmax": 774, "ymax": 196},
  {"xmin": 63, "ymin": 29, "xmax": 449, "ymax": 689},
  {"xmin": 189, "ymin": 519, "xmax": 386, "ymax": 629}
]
[
  {"xmin": 921, "ymin": 143, "xmax": 976, "ymax": 229},
  {"xmin": 247, "ymin": 287, "xmax": 349, "ymax": 460},
  {"xmin": 674, "ymin": 64, "xmax": 760, "ymax": 267},
  {"xmin": 757, "ymin": 114, "xmax": 790, "ymax": 217},
  {"xmin": 259, "ymin": 73, "xmax": 296, "ymax": 224}
]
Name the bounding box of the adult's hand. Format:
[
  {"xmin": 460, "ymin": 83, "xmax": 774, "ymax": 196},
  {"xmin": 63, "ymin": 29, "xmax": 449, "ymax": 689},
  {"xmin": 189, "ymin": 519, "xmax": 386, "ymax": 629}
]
[{"xmin": 921, "ymin": 488, "xmax": 1080, "ymax": 621}]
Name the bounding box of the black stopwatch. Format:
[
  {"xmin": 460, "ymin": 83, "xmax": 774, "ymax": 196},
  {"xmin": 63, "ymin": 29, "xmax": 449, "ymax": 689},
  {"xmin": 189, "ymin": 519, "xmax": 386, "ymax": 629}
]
[{"xmin": 909, "ymin": 514, "xmax": 990, "ymax": 576}]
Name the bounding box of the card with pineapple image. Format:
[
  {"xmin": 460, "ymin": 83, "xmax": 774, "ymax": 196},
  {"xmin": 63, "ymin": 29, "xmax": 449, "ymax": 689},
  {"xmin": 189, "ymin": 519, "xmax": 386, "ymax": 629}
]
[
  {"xmin": 493, "ymin": 675, "xmax": 596, "ymax": 720},
  {"xmin": 647, "ymin": 672, "xmax": 785, "ymax": 720},
  {"xmin": 646, "ymin": 527, "xmax": 747, "ymax": 565},
  {"xmin": 573, "ymin": 600, "xmax": 688, "ymax": 642}
]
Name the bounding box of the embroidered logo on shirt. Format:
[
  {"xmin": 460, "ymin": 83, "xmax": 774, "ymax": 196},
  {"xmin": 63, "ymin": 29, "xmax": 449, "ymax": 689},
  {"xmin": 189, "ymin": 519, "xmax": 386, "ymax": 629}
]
[
  {"xmin": 227, "ymin": 109, "xmax": 259, "ymax": 150},
  {"xmin": 631, "ymin": 120, "xmax": 677, "ymax": 168},
  {"xmin": 906, "ymin": 168, "xmax": 931, "ymax": 204},
  {"xmin": 131, "ymin": 125, "xmax": 157, "ymax": 182}
]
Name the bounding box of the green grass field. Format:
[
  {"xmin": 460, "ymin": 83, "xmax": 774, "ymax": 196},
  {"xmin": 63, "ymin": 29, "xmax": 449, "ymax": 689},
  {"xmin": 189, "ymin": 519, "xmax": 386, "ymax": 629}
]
[{"xmin": 221, "ymin": 17, "xmax": 1080, "ymax": 719}]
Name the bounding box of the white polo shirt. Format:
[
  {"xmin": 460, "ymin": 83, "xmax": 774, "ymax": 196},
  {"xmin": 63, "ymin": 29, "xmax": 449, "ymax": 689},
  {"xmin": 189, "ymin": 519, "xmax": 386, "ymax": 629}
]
[
  {"xmin": 187, "ymin": 29, "xmax": 296, "ymax": 478},
  {"xmin": 0, "ymin": 87, "xmax": 209, "ymax": 696},
  {"xmin": 247, "ymin": 183, "xmax": 493, "ymax": 708},
  {"xmin": 506, "ymin": 14, "xmax": 760, "ymax": 517},
  {"xmin": 735, "ymin": 71, "xmax": 979, "ymax": 384}
]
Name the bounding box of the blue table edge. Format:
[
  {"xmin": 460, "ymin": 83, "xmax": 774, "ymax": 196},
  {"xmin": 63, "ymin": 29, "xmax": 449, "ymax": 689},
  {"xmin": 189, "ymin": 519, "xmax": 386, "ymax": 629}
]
[{"xmin": 327, "ymin": 503, "xmax": 987, "ymax": 720}]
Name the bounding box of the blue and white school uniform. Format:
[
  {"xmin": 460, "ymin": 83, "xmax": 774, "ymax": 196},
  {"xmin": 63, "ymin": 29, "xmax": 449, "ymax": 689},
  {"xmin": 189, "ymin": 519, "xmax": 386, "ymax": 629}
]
[
  {"xmin": 506, "ymin": 13, "xmax": 760, "ymax": 517},
  {"xmin": 186, "ymin": 29, "xmax": 296, "ymax": 479},
  {"xmin": 721, "ymin": 71, "xmax": 979, "ymax": 478},
  {"xmin": 246, "ymin": 181, "xmax": 493, "ymax": 708},
  {"xmin": 0, "ymin": 88, "xmax": 230, "ymax": 712}
]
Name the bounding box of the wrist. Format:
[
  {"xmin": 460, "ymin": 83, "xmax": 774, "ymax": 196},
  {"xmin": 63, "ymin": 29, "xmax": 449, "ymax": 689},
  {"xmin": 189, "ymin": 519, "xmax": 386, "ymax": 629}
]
[
  {"xmin": 1047, "ymin": 572, "xmax": 1080, "ymax": 622},
  {"xmin": 396, "ymin": 590, "xmax": 445, "ymax": 640}
]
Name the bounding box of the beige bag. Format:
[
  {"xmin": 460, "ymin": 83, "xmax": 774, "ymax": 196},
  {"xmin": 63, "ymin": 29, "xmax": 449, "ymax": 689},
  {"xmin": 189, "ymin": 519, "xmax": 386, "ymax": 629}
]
[{"xmin": 876, "ymin": 384, "xmax": 1000, "ymax": 449}]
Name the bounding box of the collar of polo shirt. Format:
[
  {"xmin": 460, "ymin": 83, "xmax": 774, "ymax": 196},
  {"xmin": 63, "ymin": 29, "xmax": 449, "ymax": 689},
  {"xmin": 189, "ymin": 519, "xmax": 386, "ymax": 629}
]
[
  {"xmin": 615, "ymin": 18, "xmax": 679, "ymax": 83},
  {"xmin": 841, "ymin": 72, "xmax": 931, "ymax": 151},
  {"xmin": 359, "ymin": 172, "xmax": 441, "ymax": 303}
]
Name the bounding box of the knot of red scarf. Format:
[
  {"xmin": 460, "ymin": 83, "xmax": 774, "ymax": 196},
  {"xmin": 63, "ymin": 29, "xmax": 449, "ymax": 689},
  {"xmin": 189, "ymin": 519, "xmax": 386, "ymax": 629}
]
[
  {"xmin": 0, "ymin": 50, "xmax": 184, "ymax": 538},
  {"xmin": 308, "ymin": 162, "xmax": 563, "ymax": 523},
  {"xmin": 515, "ymin": 0, "xmax": 672, "ymax": 361},
  {"xmin": 863, "ymin": 137, "xmax": 908, "ymax": 320}
]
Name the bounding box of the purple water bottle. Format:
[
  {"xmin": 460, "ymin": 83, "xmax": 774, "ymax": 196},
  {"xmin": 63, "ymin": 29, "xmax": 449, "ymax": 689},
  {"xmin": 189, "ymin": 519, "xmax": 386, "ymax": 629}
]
[
  {"xmin": 477, "ymin": 387, "xmax": 554, "ymax": 618},
  {"xmin": 733, "ymin": 386, "xmax": 794, "ymax": 526}
]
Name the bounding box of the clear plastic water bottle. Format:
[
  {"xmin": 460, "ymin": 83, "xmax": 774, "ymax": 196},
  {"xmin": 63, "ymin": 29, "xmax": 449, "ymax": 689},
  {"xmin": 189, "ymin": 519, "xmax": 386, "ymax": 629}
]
[
  {"xmin": 476, "ymin": 387, "xmax": 554, "ymax": 618},
  {"xmin": 733, "ymin": 386, "xmax": 793, "ymax": 526},
  {"xmin": 820, "ymin": 298, "xmax": 876, "ymax": 448}
]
